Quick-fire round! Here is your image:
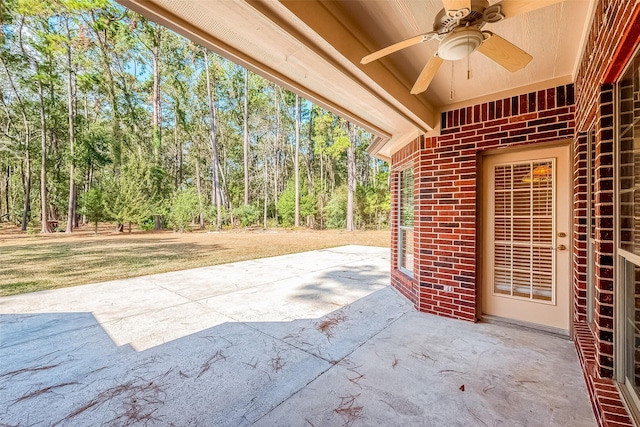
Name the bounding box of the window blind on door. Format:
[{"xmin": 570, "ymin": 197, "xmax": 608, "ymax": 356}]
[{"xmin": 493, "ymin": 161, "xmax": 555, "ymax": 302}]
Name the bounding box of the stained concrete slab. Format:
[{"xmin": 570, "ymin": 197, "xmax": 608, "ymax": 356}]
[
  {"xmin": 256, "ymin": 312, "xmax": 594, "ymax": 426},
  {"xmin": 0, "ymin": 245, "xmax": 595, "ymax": 426}
]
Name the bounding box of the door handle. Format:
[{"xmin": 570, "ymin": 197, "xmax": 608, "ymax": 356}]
[{"xmin": 555, "ymin": 244, "xmax": 567, "ymax": 251}]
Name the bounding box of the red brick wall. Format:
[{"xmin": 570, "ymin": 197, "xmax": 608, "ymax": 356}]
[
  {"xmin": 574, "ymin": 0, "xmax": 639, "ymax": 131},
  {"xmin": 568, "ymin": 1, "xmax": 640, "ymax": 425},
  {"xmin": 573, "ymin": 0, "xmax": 640, "ymax": 380},
  {"xmin": 573, "ymin": 131, "xmax": 588, "ymax": 324},
  {"xmin": 388, "ymin": 2, "xmax": 640, "ymax": 424},
  {"xmin": 390, "ymin": 138, "xmax": 421, "ymax": 306},
  {"xmin": 390, "ymin": 83, "xmax": 575, "ymax": 322},
  {"xmin": 575, "ymin": 322, "xmax": 633, "ymax": 426}
]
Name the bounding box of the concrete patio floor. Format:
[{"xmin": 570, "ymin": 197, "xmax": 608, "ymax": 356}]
[{"xmin": 1, "ymin": 245, "xmax": 594, "ymax": 426}]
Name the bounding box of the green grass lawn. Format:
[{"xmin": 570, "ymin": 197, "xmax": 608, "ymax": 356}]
[{"xmin": 0, "ymin": 225, "xmax": 390, "ymax": 297}]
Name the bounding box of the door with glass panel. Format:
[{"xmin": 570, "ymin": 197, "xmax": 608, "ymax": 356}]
[{"xmin": 482, "ymin": 144, "xmax": 571, "ymax": 332}]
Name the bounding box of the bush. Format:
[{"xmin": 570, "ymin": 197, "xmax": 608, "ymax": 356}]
[
  {"xmin": 277, "ymin": 179, "xmax": 317, "ymax": 227},
  {"xmin": 138, "ymin": 217, "xmax": 155, "ymax": 231},
  {"xmin": 356, "ymin": 183, "xmax": 390, "ymax": 230},
  {"xmin": 79, "ymin": 188, "xmax": 107, "ymax": 234},
  {"xmin": 324, "ymin": 186, "xmax": 347, "ymax": 229},
  {"xmin": 168, "ymin": 188, "xmax": 201, "ymax": 232},
  {"xmin": 232, "ymin": 204, "xmax": 261, "ymax": 227}
]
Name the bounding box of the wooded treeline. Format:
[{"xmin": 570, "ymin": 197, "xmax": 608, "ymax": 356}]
[{"xmin": 0, "ymin": 0, "xmax": 390, "ymax": 233}]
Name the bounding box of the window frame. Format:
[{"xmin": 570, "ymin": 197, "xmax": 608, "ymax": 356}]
[
  {"xmin": 397, "ymin": 165, "xmax": 415, "ymax": 277},
  {"xmin": 614, "ymin": 44, "xmax": 640, "ymax": 425}
]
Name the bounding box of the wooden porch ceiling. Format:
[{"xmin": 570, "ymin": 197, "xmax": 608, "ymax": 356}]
[{"xmin": 116, "ymin": 0, "xmax": 594, "ymax": 160}]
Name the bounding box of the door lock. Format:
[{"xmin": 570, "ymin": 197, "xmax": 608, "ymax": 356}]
[{"xmin": 558, "ymin": 232, "xmax": 567, "ymax": 238}]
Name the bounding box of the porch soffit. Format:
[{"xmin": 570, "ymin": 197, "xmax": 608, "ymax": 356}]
[{"xmin": 115, "ymin": 0, "xmax": 593, "ymax": 160}]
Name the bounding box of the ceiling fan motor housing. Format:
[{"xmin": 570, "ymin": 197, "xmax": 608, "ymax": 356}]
[
  {"xmin": 438, "ymin": 27, "xmax": 485, "ymax": 60},
  {"xmin": 433, "ymin": 0, "xmax": 489, "ymax": 33}
]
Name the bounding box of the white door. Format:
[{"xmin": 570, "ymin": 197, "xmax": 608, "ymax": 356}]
[{"xmin": 482, "ymin": 144, "xmax": 571, "ymax": 332}]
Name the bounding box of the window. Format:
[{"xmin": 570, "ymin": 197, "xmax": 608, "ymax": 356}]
[
  {"xmin": 617, "ymin": 47, "xmax": 640, "ymax": 417},
  {"xmin": 492, "ymin": 161, "xmax": 555, "ymax": 302},
  {"xmin": 398, "ymin": 167, "xmax": 414, "ymax": 275}
]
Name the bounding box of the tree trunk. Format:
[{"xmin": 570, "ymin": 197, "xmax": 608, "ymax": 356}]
[
  {"xmin": 204, "ymin": 49, "xmax": 222, "ymax": 230},
  {"xmin": 329, "ymin": 164, "xmax": 335, "ymax": 194},
  {"xmin": 152, "ymin": 74, "xmax": 162, "ymax": 229},
  {"xmin": 82, "ymin": 177, "xmax": 88, "ymax": 226},
  {"xmin": 363, "ymin": 154, "xmax": 370, "ymax": 187},
  {"xmin": 88, "ymin": 11, "xmax": 121, "ymax": 164},
  {"xmin": 263, "ymin": 153, "xmax": 268, "ymax": 229},
  {"xmin": 1, "ymin": 28, "xmax": 31, "ymax": 231},
  {"xmin": 21, "ymin": 152, "xmax": 31, "ymax": 231},
  {"xmin": 346, "ymin": 122, "xmax": 356, "ymax": 232},
  {"xmin": 73, "ymin": 185, "xmax": 79, "ymax": 228},
  {"xmin": 81, "ymin": 95, "xmax": 90, "ymax": 227},
  {"xmin": 65, "ymin": 18, "xmax": 75, "ymax": 233},
  {"xmin": 218, "ymin": 160, "xmax": 229, "ymax": 209},
  {"xmin": 176, "ymin": 106, "xmax": 182, "ymax": 188},
  {"xmin": 3, "ymin": 166, "xmax": 9, "ymax": 219},
  {"xmin": 152, "ymin": 35, "xmax": 161, "ymax": 162},
  {"xmin": 273, "ymin": 86, "xmax": 280, "ymax": 220},
  {"xmin": 194, "ymin": 155, "xmax": 204, "ymax": 228},
  {"xmin": 294, "ymin": 94, "xmax": 300, "ymax": 227},
  {"xmin": 243, "ymin": 68, "xmax": 249, "ymax": 206},
  {"xmin": 49, "ymin": 57, "xmax": 57, "ymax": 157},
  {"xmin": 305, "ymin": 107, "xmax": 314, "ymax": 227},
  {"xmin": 38, "ymin": 78, "xmax": 50, "ymax": 233}
]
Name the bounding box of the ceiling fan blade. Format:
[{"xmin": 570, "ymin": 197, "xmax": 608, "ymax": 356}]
[
  {"xmin": 477, "ymin": 32, "xmax": 532, "ymax": 72},
  {"xmin": 361, "ymin": 34, "xmax": 432, "ymax": 64},
  {"xmin": 495, "ymin": 0, "xmax": 563, "ymax": 19},
  {"xmin": 442, "ymin": 0, "xmax": 471, "ymax": 13},
  {"xmin": 410, "ymin": 54, "xmax": 444, "ymax": 95}
]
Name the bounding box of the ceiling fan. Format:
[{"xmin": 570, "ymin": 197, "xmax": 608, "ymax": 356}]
[{"xmin": 361, "ymin": 0, "xmax": 563, "ymax": 95}]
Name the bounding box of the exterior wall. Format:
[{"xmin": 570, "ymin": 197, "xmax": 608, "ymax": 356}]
[
  {"xmin": 573, "ymin": 130, "xmax": 589, "ymax": 326},
  {"xmin": 390, "ymin": 83, "xmax": 576, "ymax": 321},
  {"xmin": 571, "ymin": 1, "xmax": 640, "ymax": 425},
  {"xmin": 390, "ymin": 139, "xmax": 421, "ymax": 304},
  {"xmin": 389, "ymin": 2, "xmax": 640, "ymax": 424},
  {"xmin": 574, "ymin": 0, "xmax": 639, "ymax": 377}
]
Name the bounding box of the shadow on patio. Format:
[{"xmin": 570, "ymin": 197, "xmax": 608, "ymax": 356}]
[{"xmin": 0, "ymin": 246, "xmax": 593, "ymax": 426}]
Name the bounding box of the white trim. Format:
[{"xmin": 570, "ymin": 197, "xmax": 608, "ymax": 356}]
[
  {"xmin": 614, "ymin": 45, "xmax": 640, "ymax": 400},
  {"xmin": 397, "ymin": 165, "xmax": 414, "ymax": 278},
  {"xmin": 614, "ymin": 66, "xmax": 625, "ymax": 385},
  {"xmin": 618, "ymin": 249, "xmax": 640, "ymax": 267}
]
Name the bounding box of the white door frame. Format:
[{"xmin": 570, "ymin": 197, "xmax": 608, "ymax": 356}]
[{"xmin": 478, "ymin": 140, "xmax": 574, "ymax": 336}]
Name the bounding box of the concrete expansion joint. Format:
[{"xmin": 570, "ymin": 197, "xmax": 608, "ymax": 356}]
[{"xmin": 249, "ymin": 310, "xmax": 410, "ymax": 426}]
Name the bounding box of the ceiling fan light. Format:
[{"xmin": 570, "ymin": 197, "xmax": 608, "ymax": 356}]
[{"xmin": 438, "ymin": 27, "xmax": 484, "ymax": 61}]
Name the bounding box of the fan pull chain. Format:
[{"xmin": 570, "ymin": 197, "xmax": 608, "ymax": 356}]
[
  {"xmin": 467, "ymin": 28, "xmax": 472, "ymax": 80},
  {"xmin": 450, "ymin": 61, "xmax": 455, "ymax": 100}
]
